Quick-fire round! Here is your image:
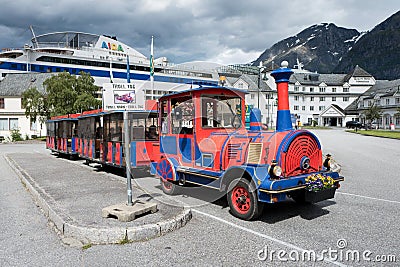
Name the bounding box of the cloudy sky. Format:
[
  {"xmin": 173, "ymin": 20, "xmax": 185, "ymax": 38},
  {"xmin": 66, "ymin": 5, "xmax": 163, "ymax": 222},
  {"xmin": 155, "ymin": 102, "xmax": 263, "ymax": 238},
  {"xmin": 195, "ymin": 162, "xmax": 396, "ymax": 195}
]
[{"xmin": 0, "ymin": 0, "xmax": 398, "ymax": 65}]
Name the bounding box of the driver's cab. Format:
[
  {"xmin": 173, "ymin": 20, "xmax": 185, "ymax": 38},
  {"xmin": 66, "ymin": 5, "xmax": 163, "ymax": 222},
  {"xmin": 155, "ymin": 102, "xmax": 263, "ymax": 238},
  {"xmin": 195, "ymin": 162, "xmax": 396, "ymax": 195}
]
[{"xmin": 159, "ymin": 86, "xmax": 246, "ymax": 170}]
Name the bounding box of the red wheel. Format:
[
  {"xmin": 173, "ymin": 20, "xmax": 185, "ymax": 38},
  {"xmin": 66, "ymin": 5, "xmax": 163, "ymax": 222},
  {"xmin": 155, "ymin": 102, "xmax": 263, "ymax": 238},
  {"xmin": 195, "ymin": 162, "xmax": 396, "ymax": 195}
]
[
  {"xmin": 156, "ymin": 158, "xmax": 180, "ymax": 195},
  {"xmin": 227, "ymin": 178, "xmax": 263, "ymax": 220},
  {"xmin": 231, "ymin": 186, "xmax": 251, "ymax": 214}
]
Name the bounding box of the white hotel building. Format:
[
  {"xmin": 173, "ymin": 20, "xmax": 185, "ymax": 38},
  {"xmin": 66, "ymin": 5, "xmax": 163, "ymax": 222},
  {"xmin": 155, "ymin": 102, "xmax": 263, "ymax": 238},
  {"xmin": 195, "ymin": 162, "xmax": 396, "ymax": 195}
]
[{"xmin": 227, "ymin": 65, "xmax": 376, "ymax": 128}]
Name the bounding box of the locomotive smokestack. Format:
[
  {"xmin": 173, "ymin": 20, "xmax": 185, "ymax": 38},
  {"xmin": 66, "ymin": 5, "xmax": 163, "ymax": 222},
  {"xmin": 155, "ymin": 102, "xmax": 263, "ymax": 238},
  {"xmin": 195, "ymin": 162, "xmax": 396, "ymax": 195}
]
[{"xmin": 271, "ymin": 61, "xmax": 294, "ymax": 132}]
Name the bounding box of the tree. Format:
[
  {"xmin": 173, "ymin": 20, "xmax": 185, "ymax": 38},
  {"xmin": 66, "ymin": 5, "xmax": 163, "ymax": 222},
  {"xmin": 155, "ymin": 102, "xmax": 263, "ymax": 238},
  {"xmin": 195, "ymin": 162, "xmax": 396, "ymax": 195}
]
[
  {"xmin": 22, "ymin": 87, "xmax": 48, "ymax": 124},
  {"xmin": 43, "ymin": 72, "xmax": 101, "ymax": 117},
  {"xmin": 363, "ymin": 104, "xmax": 382, "ymax": 123}
]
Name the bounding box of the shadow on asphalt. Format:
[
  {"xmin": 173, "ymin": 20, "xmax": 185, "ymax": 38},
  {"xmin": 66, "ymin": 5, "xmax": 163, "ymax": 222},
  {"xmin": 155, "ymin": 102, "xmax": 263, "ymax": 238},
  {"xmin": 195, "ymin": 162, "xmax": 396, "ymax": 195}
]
[
  {"xmin": 79, "ymin": 160, "xmax": 335, "ymax": 223},
  {"xmin": 154, "ymin": 184, "xmax": 336, "ymax": 223}
]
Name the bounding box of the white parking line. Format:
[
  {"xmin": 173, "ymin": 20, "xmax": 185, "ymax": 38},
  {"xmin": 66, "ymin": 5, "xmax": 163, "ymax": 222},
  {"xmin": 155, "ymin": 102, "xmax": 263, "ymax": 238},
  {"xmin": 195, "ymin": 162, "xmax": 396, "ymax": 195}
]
[
  {"xmin": 192, "ymin": 209, "xmax": 347, "ymax": 267},
  {"xmin": 336, "ymin": 192, "xmax": 400, "ymax": 204}
]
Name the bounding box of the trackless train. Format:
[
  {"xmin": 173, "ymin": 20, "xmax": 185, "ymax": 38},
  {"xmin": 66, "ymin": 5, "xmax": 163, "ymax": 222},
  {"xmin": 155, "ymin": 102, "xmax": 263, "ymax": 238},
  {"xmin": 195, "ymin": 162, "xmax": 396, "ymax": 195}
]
[{"xmin": 46, "ymin": 62, "xmax": 344, "ymax": 220}]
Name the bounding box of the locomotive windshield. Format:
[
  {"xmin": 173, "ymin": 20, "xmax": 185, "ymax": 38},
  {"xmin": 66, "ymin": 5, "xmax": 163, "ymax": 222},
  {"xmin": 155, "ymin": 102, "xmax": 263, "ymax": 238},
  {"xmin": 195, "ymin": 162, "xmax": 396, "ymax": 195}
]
[{"xmin": 201, "ymin": 94, "xmax": 242, "ymax": 128}]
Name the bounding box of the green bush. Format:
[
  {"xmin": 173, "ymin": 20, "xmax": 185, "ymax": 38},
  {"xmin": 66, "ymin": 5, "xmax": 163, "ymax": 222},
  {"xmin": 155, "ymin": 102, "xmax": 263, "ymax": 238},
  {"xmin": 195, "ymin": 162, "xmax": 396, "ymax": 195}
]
[{"xmin": 10, "ymin": 129, "xmax": 23, "ymax": 142}]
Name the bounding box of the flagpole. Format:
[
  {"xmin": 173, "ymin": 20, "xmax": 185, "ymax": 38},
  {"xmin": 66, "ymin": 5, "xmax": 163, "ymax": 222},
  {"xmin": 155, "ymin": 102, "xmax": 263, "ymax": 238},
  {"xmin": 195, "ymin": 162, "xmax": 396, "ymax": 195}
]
[
  {"xmin": 150, "ymin": 36, "xmax": 154, "ymax": 99},
  {"xmin": 109, "ymin": 56, "xmax": 113, "ymax": 83},
  {"xmin": 126, "ymin": 51, "xmax": 130, "ymax": 83}
]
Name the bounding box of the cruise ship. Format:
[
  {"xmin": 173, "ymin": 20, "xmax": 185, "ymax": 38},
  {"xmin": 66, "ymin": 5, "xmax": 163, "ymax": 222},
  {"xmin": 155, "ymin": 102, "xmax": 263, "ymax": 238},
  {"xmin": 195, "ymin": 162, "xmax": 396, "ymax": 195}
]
[{"xmin": 0, "ymin": 31, "xmax": 220, "ymax": 98}]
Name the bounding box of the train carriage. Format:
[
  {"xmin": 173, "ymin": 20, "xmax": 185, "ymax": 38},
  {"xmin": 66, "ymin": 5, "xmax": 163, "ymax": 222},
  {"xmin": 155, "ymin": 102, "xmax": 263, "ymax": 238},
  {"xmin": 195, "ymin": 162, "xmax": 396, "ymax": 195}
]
[
  {"xmin": 46, "ymin": 113, "xmax": 80, "ymax": 158},
  {"xmin": 77, "ymin": 109, "xmax": 105, "ymax": 163}
]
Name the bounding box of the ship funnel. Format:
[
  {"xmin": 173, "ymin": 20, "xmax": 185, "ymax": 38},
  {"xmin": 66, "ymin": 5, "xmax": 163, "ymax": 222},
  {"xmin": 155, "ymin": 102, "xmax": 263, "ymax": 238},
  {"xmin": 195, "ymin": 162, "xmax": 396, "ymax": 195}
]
[{"xmin": 271, "ymin": 61, "xmax": 294, "ymax": 132}]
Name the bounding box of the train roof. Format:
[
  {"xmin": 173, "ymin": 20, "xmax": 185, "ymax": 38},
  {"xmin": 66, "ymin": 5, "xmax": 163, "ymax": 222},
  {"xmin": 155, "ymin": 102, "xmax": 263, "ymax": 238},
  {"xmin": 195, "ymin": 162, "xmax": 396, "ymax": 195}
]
[{"xmin": 159, "ymin": 85, "xmax": 247, "ymax": 100}]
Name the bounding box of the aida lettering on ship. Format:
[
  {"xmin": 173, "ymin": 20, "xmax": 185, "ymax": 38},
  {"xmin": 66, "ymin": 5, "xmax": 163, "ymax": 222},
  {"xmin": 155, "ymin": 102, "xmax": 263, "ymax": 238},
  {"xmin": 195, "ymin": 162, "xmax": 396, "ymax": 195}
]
[{"xmin": 0, "ymin": 30, "xmax": 219, "ymax": 95}]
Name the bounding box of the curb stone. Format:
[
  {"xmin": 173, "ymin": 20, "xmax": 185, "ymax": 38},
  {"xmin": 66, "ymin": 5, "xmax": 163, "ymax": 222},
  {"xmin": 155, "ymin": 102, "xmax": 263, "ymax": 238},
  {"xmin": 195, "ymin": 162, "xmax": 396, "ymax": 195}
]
[{"xmin": 4, "ymin": 154, "xmax": 192, "ymax": 245}]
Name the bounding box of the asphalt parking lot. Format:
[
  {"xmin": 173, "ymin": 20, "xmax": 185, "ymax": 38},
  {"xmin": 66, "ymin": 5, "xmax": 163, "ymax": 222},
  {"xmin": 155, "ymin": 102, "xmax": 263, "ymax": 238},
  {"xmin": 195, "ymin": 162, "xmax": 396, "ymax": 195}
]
[{"xmin": 1, "ymin": 129, "xmax": 399, "ymax": 266}]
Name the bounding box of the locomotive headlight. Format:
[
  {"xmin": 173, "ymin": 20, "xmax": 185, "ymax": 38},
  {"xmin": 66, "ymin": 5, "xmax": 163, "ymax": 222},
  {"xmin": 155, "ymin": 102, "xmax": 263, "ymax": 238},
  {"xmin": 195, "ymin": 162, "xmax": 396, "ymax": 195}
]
[
  {"xmin": 268, "ymin": 160, "xmax": 282, "ymax": 179},
  {"xmin": 273, "ymin": 165, "xmax": 282, "ymax": 177}
]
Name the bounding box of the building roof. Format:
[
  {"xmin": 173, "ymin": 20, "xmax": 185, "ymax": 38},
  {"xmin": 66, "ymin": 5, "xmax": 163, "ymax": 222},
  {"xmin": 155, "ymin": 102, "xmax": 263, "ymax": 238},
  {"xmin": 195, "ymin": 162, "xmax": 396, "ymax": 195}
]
[
  {"xmin": 360, "ymin": 79, "xmax": 400, "ymax": 98},
  {"xmin": 343, "ymin": 65, "xmax": 373, "ymax": 81},
  {"xmin": 0, "ymin": 73, "xmax": 54, "ymax": 96},
  {"xmin": 290, "ymin": 65, "xmax": 373, "ymax": 86},
  {"xmin": 290, "ymin": 73, "xmax": 347, "ymax": 86}
]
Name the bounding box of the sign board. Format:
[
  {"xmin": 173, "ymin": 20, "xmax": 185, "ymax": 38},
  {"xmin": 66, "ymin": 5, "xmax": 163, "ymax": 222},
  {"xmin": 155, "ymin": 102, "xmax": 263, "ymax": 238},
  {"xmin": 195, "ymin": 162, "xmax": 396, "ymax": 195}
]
[{"xmin": 102, "ymin": 83, "xmax": 145, "ymax": 110}]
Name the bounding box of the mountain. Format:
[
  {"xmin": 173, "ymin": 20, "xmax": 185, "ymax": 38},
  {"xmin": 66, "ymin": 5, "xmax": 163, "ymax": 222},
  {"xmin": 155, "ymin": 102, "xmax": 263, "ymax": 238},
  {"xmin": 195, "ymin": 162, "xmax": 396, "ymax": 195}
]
[
  {"xmin": 252, "ymin": 23, "xmax": 360, "ymax": 73},
  {"xmin": 334, "ymin": 11, "xmax": 400, "ymax": 80},
  {"xmin": 253, "ymin": 11, "xmax": 400, "ymax": 80}
]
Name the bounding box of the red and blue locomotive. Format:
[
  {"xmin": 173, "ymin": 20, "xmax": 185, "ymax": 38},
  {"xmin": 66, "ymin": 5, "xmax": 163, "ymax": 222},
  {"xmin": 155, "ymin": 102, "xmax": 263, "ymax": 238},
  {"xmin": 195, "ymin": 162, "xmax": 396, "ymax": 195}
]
[{"xmin": 152, "ymin": 62, "xmax": 344, "ymax": 220}]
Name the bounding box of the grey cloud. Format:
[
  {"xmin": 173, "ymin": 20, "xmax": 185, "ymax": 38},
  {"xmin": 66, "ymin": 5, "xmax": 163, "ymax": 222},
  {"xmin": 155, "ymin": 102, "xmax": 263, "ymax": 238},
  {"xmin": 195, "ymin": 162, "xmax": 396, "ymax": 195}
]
[{"xmin": 0, "ymin": 0, "xmax": 398, "ymax": 64}]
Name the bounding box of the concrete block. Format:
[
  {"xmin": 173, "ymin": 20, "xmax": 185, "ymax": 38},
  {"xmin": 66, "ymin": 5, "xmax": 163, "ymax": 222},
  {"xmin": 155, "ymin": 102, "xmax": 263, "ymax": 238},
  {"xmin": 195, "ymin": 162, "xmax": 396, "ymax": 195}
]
[{"xmin": 102, "ymin": 200, "xmax": 158, "ymax": 222}]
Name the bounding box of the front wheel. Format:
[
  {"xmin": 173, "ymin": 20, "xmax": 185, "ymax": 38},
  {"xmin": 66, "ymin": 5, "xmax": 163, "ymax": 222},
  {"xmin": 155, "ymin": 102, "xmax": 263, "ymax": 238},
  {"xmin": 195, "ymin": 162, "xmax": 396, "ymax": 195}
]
[
  {"xmin": 227, "ymin": 178, "xmax": 264, "ymax": 220},
  {"xmin": 160, "ymin": 178, "xmax": 180, "ymax": 195}
]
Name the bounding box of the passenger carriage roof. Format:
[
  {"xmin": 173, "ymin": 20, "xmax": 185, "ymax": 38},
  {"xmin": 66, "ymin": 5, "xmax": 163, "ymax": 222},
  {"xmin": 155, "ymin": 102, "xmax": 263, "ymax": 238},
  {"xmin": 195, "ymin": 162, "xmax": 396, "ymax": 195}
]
[{"xmin": 159, "ymin": 85, "xmax": 247, "ymax": 100}]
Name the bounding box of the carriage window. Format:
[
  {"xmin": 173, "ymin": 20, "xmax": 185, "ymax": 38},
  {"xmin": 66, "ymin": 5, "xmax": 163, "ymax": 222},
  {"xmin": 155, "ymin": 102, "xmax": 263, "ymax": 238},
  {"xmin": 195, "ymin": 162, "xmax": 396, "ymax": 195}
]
[
  {"xmin": 171, "ymin": 97, "xmax": 194, "ymax": 134},
  {"xmin": 104, "ymin": 113, "xmax": 123, "ymax": 142},
  {"xmin": 201, "ymin": 95, "xmax": 242, "ymax": 128},
  {"xmin": 128, "ymin": 113, "xmax": 159, "ymax": 141},
  {"xmin": 160, "ymin": 100, "xmax": 169, "ymax": 134}
]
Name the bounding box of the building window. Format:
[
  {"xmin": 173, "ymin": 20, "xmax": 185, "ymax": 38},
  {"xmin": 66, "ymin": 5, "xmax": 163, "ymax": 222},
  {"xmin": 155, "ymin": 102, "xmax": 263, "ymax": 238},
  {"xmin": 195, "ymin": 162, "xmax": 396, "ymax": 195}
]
[
  {"xmin": 250, "ymin": 94, "xmax": 255, "ymax": 100},
  {"xmin": 310, "ymin": 87, "xmax": 314, "ymax": 92},
  {"xmin": 319, "ymin": 97, "xmax": 325, "ymax": 102},
  {"xmin": 396, "ymin": 98, "xmax": 400, "ymax": 105},
  {"xmin": 0, "ymin": 98, "xmax": 4, "ymax": 109},
  {"xmin": 343, "ymin": 88, "xmax": 349, "ymax": 93},
  {"xmin": 302, "ymin": 106, "xmax": 306, "ymax": 111},
  {"xmin": 385, "ymin": 99, "xmax": 390, "ymax": 105},
  {"xmin": 310, "ymin": 96, "xmax": 314, "ymax": 101},
  {"xmin": 294, "ymin": 105, "xmax": 299, "ymax": 111},
  {"xmin": 294, "ymin": 86, "xmax": 299, "ymax": 92},
  {"xmin": 332, "ymin": 97, "xmax": 336, "ymax": 102},
  {"xmin": 294, "ymin": 96, "xmax": 299, "ymax": 101},
  {"xmin": 0, "ymin": 118, "xmax": 8, "ymax": 130},
  {"xmin": 343, "ymin": 97, "xmax": 349, "ymax": 102},
  {"xmin": 9, "ymin": 118, "xmax": 18, "ymax": 130},
  {"xmin": 319, "ymin": 106, "xmax": 325, "ymax": 111},
  {"xmin": 319, "ymin": 87, "xmax": 326, "ymax": 93},
  {"xmin": 332, "ymin": 88, "xmax": 336, "ymax": 93},
  {"xmin": 310, "ymin": 106, "xmax": 314, "ymax": 111},
  {"xmin": 30, "ymin": 119, "xmax": 38, "ymax": 131},
  {"xmin": 302, "ymin": 87, "xmax": 306, "ymax": 92}
]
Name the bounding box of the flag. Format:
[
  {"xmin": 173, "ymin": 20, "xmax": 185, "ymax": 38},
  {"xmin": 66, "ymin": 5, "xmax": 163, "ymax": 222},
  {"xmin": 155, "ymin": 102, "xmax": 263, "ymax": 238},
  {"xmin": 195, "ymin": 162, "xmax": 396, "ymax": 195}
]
[
  {"xmin": 150, "ymin": 36, "xmax": 154, "ymax": 77},
  {"xmin": 126, "ymin": 54, "xmax": 130, "ymax": 83}
]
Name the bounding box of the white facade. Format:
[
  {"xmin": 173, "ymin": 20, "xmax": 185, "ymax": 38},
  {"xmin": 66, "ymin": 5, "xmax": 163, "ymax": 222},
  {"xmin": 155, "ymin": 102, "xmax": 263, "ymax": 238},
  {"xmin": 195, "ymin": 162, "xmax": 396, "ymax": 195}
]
[
  {"xmin": 226, "ymin": 65, "xmax": 378, "ymax": 128},
  {"xmin": 0, "ymin": 96, "xmax": 46, "ymax": 141},
  {"xmin": 355, "ymin": 80, "xmax": 400, "ymax": 129}
]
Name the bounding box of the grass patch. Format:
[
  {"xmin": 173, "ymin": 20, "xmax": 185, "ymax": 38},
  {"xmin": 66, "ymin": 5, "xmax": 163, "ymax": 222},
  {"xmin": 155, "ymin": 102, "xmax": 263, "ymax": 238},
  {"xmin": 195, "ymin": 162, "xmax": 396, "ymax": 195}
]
[
  {"xmin": 347, "ymin": 129, "xmax": 400, "ymax": 139},
  {"xmin": 118, "ymin": 235, "xmax": 130, "ymax": 245},
  {"xmin": 82, "ymin": 243, "xmax": 92, "ymax": 250},
  {"xmin": 301, "ymin": 126, "xmax": 332, "ymax": 130}
]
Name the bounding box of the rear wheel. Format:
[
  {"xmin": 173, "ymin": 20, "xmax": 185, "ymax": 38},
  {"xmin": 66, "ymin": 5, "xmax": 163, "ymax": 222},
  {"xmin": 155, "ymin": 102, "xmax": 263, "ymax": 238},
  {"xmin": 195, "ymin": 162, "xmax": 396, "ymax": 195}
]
[{"xmin": 227, "ymin": 178, "xmax": 264, "ymax": 220}]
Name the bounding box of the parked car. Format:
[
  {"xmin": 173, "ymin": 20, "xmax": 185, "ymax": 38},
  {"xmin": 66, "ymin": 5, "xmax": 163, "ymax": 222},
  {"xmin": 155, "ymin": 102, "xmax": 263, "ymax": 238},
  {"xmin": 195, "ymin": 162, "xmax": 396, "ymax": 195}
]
[
  {"xmin": 346, "ymin": 121, "xmax": 363, "ymax": 129},
  {"xmin": 365, "ymin": 122, "xmax": 379, "ymax": 129}
]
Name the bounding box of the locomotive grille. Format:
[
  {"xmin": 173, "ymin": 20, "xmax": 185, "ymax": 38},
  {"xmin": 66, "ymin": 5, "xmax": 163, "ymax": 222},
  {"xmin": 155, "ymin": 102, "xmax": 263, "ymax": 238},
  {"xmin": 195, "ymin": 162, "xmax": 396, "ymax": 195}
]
[
  {"xmin": 247, "ymin": 143, "xmax": 262, "ymax": 164},
  {"xmin": 227, "ymin": 143, "xmax": 241, "ymax": 159},
  {"xmin": 282, "ymin": 133, "xmax": 322, "ymax": 177}
]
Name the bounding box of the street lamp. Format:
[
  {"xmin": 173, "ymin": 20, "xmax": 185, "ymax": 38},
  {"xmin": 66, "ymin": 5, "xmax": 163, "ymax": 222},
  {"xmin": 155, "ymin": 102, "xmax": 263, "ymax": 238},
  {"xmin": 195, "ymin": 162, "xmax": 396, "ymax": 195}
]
[
  {"xmin": 266, "ymin": 93, "xmax": 274, "ymax": 127},
  {"xmin": 257, "ymin": 61, "xmax": 268, "ymax": 109}
]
